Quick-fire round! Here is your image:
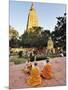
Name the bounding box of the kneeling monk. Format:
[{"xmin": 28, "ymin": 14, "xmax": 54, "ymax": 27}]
[
  {"xmin": 41, "ymin": 59, "xmax": 53, "ymax": 79},
  {"xmin": 22, "ymin": 60, "xmax": 32, "ymax": 74},
  {"xmin": 27, "ymin": 62, "xmax": 42, "ymax": 87}
]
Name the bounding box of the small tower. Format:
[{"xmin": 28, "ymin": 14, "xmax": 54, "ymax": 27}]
[{"xmin": 46, "ymin": 37, "xmax": 55, "ymax": 54}]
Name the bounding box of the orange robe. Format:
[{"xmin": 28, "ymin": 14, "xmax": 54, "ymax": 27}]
[
  {"xmin": 27, "ymin": 66, "xmax": 42, "ymax": 86},
  {"xmin": 41, "ymin": 63, "xmax": 53, "ymax": 79},
  {"xmin": 23, "ymin": 63, "xmax": 32, "ymax": 74}
]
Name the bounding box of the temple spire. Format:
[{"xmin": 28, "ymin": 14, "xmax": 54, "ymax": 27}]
[
  {"xmin": 26, "ymin": 3, "xmax": 38, "ymax": 33},
  {"xmin": 64, "ymin": 5, "xmax": 66, "ymax": 16},
  {"xmin": 30, "ymin": 2, "xmax": 34, "ymax": 10}
]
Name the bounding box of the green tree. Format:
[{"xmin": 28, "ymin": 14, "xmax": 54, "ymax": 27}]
[
  {"xmin": 9, "ymin": 26, "xmax": 19, "ymax": 48},
  {"xmin": 20, "ymin": 26, "xmax": 51, "ymax": 48},
  {"xmin": 9, "ymin": 26, "xmax": 19, "ymax": 39},
  {"xmin": 51, "ymin": 13, "xmax": 66, "ymax": 50}
]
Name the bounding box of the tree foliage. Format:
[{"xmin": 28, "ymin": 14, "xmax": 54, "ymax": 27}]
[
  {"xmin": 51, "ymin": 13, "xmax": 66, "ymax": 50},
  {"xmin": 9, "ymin": 26, "xmax": 19, "ymax": 39},
  {"xmin": 9, "ymin": 26, "xmax": 19, "ymax": 48},
  {"xmin": 20, "ymin": 26, "xmax": 50, "ymax": 48}
]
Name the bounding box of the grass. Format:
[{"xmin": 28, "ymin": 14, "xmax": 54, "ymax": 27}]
[{"xmin": 10, "ymin": 55, "xmax": 28, "ymax": 64}]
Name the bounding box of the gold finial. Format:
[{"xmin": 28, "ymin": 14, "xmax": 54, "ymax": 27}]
[
  {"xmin": 64, "ymin": 5, "xmax": 66, "ymax": 16},
  {"xmin": 31, "ymin": 2, "xmax": 34, "ymax": 10}
]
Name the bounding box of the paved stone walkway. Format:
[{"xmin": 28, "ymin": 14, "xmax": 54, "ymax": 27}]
[{"xmin": 9, "ymin": 57, "xmax": 66, "ymax": 89}]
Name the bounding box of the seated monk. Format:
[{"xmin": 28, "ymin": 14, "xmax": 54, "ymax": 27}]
[
  {"xmin": 27, "ymin": 62, "xmax": 42, "ymax": 87},
  {"xmin": 22, "ymin": 59, "xmax": 32, "ymax": 74},
  {"xmin": 41, "ymin": 59, "xmax": 53, "ymax": 79}
]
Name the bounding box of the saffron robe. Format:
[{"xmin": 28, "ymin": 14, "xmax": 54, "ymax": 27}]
[
  {"xmin": 23, "ymin": 62, "xmax": 32, "ymax": 74},
  {"xmin": 41, "ymin": 63, "xmax": 53, "ymax": 79},
  {"xmin": 27, "ymin": 66, "xmax": 42, "ymax": 86}
]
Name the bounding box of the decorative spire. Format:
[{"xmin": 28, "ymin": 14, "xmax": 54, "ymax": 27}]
[
  {"xmin": 30, "ymin": 2, "xmax": 34, "ymax": 10},
  {"xmin": 64, "ymin": 5, "xmax": 66, "ymax": 16}
]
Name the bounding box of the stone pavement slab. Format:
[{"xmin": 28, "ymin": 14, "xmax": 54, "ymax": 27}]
[{"xmin": 9, "ymin": 57, "xmax": 66, "ymax": 89}]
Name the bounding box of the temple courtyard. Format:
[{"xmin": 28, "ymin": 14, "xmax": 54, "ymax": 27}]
[{"xmin": 9, "ymin": 57, "xmax": 66, "ymax": 89}]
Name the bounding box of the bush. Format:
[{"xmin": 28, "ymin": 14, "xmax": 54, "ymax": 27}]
[
  {"xmin": 30, "ymin": 54, "xmax": 60, "ymax": 62},
  {"xmin": 18, "ymin": 51, "xmax": 22, "ymax": 58},
  {"xmin": 9, "ymin": 55, "xmax": 28, "ymax": 64},
  {"xmin": 30, "ymin": 55, "xmax": 48, "ymax": 61},
  {"xmin": 14, "ymin": 60, "xmax": 22, "ymax": 64}
]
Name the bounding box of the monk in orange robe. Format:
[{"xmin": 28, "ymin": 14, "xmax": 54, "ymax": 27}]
[
  {"xmin": 41, "ymin": 59, "xmax": 53, "ymax": 79},
  {"xmin": 22, "ymin": 60, "xmax": 32, "ymax": 74},
  {"xmin": 27, "ymin": 62, "xmax": 42, "ymax": 87}
]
